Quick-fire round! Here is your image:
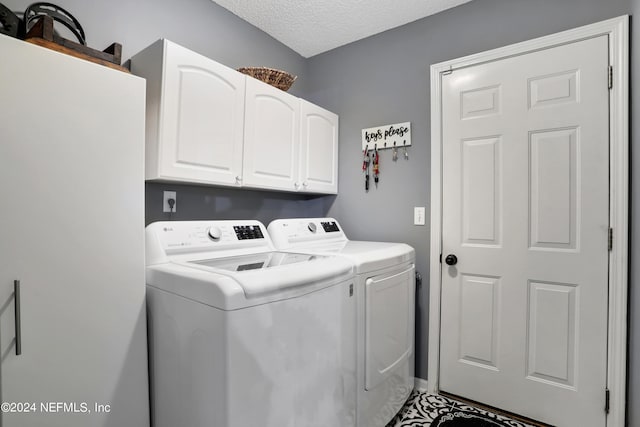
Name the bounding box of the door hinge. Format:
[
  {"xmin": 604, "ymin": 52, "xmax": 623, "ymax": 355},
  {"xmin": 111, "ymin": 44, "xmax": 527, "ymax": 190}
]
[
  {"xmin": 608, "ymin": 65, "xmax": 613, "ymax": 89},
  {"xmin": 442, "ymin": 67, "xmax": 453, "ymax": 76},
  {"xmin": 608, "ymin": 227, "xmax": 613, "ymax": 251},
  {"xmin": 439, "ymin": 253, "xmax": 442, "ymax": 263},
  {"xmin": 605, "ymin": 388, "xmax": 610, "ymax": 414}
]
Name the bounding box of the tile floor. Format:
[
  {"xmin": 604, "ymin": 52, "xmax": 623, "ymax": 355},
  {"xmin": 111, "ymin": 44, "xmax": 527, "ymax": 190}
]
[{"xmin": 386, "ymin": 390, "xmax": 536, "ymax": 426}]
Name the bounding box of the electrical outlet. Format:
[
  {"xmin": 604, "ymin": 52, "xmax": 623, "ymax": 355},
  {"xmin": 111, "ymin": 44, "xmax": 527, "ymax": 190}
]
[
  {"xmin": 163, "ymin": 191, "xmax": 177, "ymax": 213},
  {"xmin": 414, "ymin": 207, "xmax": 426, "ymax": 226}
]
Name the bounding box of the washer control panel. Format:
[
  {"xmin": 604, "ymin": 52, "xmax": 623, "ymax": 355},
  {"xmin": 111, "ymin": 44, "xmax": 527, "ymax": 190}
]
[
  {"xmin": 147, "ymin": 220, "xmax": 271, "ymax": 260},
  {"xmin": 233, "ymin": 225, "xmax": 264, "ymax": 240}
]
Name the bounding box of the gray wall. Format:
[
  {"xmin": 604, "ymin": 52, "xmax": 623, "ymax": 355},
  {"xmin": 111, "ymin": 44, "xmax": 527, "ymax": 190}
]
[
  {"xmin": 306, "ymin": 0, "xmax": 638, "ymax": 423},
  {"xmin": 6, "ymin": 0, "xmax": 639, "ymax": 424},
  {"xmin": 145, "ymin": 183, "xmax": 334, "ymax": 226}
]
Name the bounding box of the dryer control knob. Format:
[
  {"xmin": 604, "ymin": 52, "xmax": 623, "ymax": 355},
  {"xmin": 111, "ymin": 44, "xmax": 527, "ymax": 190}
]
[
  {"xmin": 308, "ymin": 222, "xmax": 317, "ymax": 233},
  {"xmin": 208, "ymin": 226, "xmax": 222, "ymax": 240}
]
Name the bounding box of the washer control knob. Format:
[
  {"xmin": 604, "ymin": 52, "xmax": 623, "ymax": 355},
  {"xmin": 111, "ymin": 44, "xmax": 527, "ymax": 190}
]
[
  {"xmin": 208, "ymin": 226, "xmax": 222, "ymax": 240},
  {"xmin": 308, "ymin": 222, "xmax": 317, "ymax": 233}
]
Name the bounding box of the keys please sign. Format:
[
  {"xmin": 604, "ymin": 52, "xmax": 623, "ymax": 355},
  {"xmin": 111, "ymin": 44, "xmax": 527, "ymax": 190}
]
[{"xmin": 361, "ymin": 122, "xmax": 411, "ymax": 150}]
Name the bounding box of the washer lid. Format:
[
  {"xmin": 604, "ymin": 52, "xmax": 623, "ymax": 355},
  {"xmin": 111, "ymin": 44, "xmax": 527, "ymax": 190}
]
[
  {"xmin": 147, "ymin": 251, "xmax": 354, "ymax": 309},
  {"xmin": 189, "ymin": 251, "xmax": 323, "ymax": 272}
]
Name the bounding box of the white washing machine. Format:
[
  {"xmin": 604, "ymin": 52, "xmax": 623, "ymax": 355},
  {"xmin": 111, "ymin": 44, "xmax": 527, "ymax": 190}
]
[
  {"xmin": 268, "ymin": 218, "xmax": 415, "ymax": 427},
  {"xmin": 145, "ymin": 220, "xmax": 357, "ymax": 427}
]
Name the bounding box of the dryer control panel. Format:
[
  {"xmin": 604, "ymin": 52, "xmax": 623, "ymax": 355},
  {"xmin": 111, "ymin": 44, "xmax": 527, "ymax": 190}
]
[
  {"xmin": 321, "ymin": 221, "xmax": 340, "ymax": 233},
  {"xmin": 267, "ymin": 218, "xmax": 348, "ymax": 249}
]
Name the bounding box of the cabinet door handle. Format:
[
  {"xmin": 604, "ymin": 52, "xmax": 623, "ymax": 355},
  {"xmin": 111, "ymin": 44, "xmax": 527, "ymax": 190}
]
[
  {"xmin": 303, "ymin": 181, "xmax": 308, "ymax": 187},
  {"xmin": 235, "ymin": 176, "xmax": 242, "ymax": 183},
  {"xmin": 14, "ymin": 280, "xmax": 21, "ymax": 356}
]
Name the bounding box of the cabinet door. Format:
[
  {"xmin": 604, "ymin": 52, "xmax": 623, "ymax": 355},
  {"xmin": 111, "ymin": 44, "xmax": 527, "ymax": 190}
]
[
  {"xmin": 243, "ymin": 78, "xmax": 300, "ymax": 191},
  {"xmin": 299, "ymin": 100, "xmax": 339, "ymax": 194},
  {"xmin": 0, "ymin": 35, "xmax": 149, "ymax": 427},
  {"xmin": 159, "ymin": 41, "xmax": 245, "ymax": 185}
]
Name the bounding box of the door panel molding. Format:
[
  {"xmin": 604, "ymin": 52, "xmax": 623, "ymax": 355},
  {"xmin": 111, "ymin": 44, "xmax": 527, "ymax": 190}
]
[{"xmin": 428, "ymin": 15, "xmax": 628, "ymax": 427}]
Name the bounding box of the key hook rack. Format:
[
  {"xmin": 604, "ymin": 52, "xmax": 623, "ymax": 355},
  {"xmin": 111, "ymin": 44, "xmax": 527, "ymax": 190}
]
[{"xmin": 361, "ymin": 121, "xmax": 412, "ymax": 151}]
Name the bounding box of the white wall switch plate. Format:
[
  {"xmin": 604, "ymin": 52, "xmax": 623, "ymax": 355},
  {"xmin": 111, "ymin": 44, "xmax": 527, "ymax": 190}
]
[
  {"xmin": 163, "ymin": 191, "xmax": 177, "ymax": 213},
  {"xmin": 414, "ymin": 207, "xmax": 426, "ymax": 225}
]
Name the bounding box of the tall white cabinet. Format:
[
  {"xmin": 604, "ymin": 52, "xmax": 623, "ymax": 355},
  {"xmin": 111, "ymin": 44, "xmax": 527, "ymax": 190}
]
[
  {"xmin": 0, "ymin": 35, "xmax": 149, "ymax": 427},
  {"xmin": 132, "ymin": 39, "xmax": 339, "ymax": 194}
]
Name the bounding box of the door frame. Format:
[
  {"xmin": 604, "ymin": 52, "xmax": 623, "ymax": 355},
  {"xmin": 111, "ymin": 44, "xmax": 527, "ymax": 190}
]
[{"xmin": 428, "ymin": 16, "xmax": 629, "ymax": 426}]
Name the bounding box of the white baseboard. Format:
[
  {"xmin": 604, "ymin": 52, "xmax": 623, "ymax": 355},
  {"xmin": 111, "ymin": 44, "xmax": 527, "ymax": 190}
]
[{"xmin": 414, "ymin": 377, "xmax": 429, "ymax": 392}]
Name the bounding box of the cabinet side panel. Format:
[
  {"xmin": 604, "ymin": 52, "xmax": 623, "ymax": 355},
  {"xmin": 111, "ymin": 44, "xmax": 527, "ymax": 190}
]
[{"xmin": 131, "ymin": 39, "xmax": 165, "ymax": 181}]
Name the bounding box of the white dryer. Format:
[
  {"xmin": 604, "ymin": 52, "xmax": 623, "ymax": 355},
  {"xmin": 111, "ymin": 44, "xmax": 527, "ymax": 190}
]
[
  {"xmin": 268, "ymin": 218, "xmax": 415, "ymax": 427},
  {"xmin": 145, "ymin": 220, "xmax": 357, "ymax": 427}
]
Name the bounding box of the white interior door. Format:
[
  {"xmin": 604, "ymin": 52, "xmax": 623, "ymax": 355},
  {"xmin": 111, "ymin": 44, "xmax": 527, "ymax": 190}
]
[{"xmin": 440, "ymin": 35, "xmax": 609, "ymax": 427}]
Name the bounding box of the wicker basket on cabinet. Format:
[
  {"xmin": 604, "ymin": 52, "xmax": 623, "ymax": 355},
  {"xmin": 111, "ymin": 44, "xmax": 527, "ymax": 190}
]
[{"xmin": 237, "ymin": 67, "xmax": 297, "ymax": 91}]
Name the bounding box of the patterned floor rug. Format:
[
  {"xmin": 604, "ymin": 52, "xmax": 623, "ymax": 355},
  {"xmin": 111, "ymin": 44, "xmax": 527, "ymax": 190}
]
[{"xmin": 387, "ymin": 391, "xmax": 535, "ymax": 427}]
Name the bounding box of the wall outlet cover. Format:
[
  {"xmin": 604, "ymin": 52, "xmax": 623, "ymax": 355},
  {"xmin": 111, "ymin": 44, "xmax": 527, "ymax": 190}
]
[{"xmin": 163, "ymin": 191, "xmax": 177, "ymax": 213}]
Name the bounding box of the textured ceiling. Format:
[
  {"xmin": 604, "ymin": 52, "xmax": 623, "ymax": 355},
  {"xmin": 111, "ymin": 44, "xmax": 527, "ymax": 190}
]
[{"xmin": 211, "ymin": 0, "xmax": 474, "ymax": 58}]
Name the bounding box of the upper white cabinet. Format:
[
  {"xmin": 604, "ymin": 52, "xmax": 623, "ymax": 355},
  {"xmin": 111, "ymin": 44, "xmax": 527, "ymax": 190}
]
[
  {"xmin": 131, "ymin": 39, "xmax": 339, "ymax": 194},
  {"xmin": 299, "ymin": 100, "xmax": 339, "ymax": 194},
  {"xmin": 131, "ymin": 39, "xmax": 245, "ymax": 186},
  {"xmin": 243, "ymin": 77, "xmax": 300, "ymax": 191}
]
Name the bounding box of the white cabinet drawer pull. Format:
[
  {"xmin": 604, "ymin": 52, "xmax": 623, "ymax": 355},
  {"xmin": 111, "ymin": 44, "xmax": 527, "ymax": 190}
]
[{"xmin": 14, "ymin": 279, "xmax": 21, "ymax": 356}]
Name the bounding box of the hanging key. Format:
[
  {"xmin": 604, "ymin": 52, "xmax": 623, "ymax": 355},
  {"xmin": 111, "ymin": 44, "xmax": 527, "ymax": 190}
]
[
  {"xmin": 362, "ymin": 146, "xmax": 369, "ymax": 172},
  {"xmin": 392, "ymin": 142, "xmax": 398, "ymax": 161},
  {"xmin": 373, "ymin": 149, "xmax": 379, "ymax": 187},
  {"xmin": 363, "ymin": 150, "xmax": 370, "ymax": 191}
]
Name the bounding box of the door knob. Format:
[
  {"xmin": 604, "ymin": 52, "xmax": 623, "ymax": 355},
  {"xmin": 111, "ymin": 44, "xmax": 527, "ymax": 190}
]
[{"xmin": 445, "ymin": 254, "xmax": 458, "ymax": 266}]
